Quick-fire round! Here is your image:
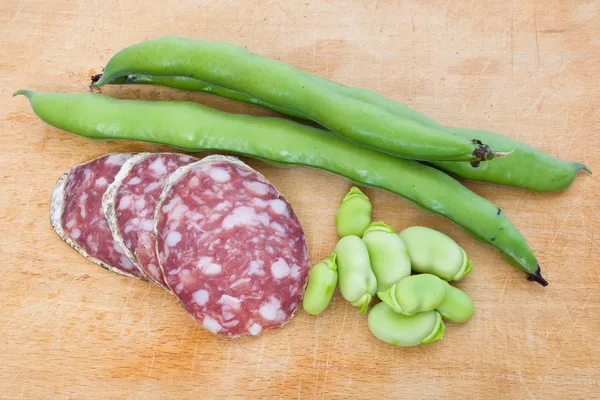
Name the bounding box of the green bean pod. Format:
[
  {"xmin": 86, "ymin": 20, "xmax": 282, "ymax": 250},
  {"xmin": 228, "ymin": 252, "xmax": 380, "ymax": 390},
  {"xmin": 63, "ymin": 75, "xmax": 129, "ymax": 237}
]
[
  {"xmin": 361, "ymin": 222, "xmax": 411, "ymax": 292},
  {"xmin": 94, "ymin": 37, "xmax": 502, "ymax": 164},
  {"xmin": 109, "ymin": 70, "xmax": 590, "ymax": 191},
  {"xmin": 378, "ymin": 274, "xmax": 447, "ymax": 315},
  {"xmin": 436, "ymin": 282, "xmax": 474, "ymax": 323},
  {"xmin": 334, "ymin": 236, "xmax": 377, "ymax": 313},
  {"xmin": 335, "ymin": 187, "xmax": 372, "ymax": 238},
  {"xmin": 302, "ymin": 253, "xmax": 338, "ymax": 316},
  {"xmin": 14, "ymin": 90, "xmax": 548, "ymax": 286},
  {"xmin": 368, "ymin": 302, "xmax": 445, "ymax": 347},
  {"xmin": 398, "ymin": 226, "xmax": 473, "ymax": 282}
]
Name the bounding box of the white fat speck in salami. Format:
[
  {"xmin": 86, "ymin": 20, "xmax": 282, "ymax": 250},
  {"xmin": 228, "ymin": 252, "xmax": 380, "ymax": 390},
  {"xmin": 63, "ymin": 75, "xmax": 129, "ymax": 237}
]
[
  {"xmin": 155, "ymin": 155, "xmax": 309, "ymax": 337},
  {"xmin": 50, "ymin": 153, "xmax": 144, "ymax": 279},
  {"xmin": 248, "ymin": 323, "xmax": 263, "ymax": 336},
  {"xmin": 95, "ymin": 177, "xmax": 108, "ymax": 187},
  {"xmin": 269, "ymin": 199, "xmax": 289, "ymax": 215},
  {"xmin": 192, "ymin": 289, "xmax": 209, "ymax": 305},
  {"xmin": 209, "ymin": 167, "xmax": 230, "ymax": 182},
  {"xmin": 165, "ymin": 231, "xmax": 182, "ymax": 246},
  {"xmin": 248, "ymin": 260, "xmax": 265, "ymax": 276},
  {"xmin": 203, "ymin": 316, "xmax": 223, "ymax": 334},
  {"xmin": 271, "ymin": 257, "xmax": 291, "ymax": 279},
  {"xmin": 259, "ymin": 297, "xmax": 283, "ymax": 321},
  {"xmin": 103, "ymin": 153, "xmax": 197, "ymax": 290},
  {"xmin": 243, "ymin": 180, "xmax": 271, "ymax": 196}
]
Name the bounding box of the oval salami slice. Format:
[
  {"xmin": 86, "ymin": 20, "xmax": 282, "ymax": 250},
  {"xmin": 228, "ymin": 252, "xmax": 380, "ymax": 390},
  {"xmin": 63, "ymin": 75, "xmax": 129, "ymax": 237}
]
[
  {"xmin": 155, "ymin": 155, "xmax": 310, "ymax": 337},
  {"xmin": 103, "ymin": 153, "xmax": 197, "ymax": 289},
  {"xmin": 51, "ymin": 153, "xmax": 145, "ymax": 279}
]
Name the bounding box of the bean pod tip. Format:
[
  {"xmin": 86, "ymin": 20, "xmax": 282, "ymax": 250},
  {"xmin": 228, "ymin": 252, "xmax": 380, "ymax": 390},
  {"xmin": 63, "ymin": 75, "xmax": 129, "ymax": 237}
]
[
  {"xmin": 571, "ymin": 162, "xmax": 591, "ymax": 174},
  {"xmin": 13, "ymin": 89, "xmax": 33, "ymax": 98},
  {"xmin": 90, "ymin": 73, "xmax": 102, "ymax": 85},
  {"xmin": 527, "ymin": 264, "xmax": 548, "ymax": 287}
]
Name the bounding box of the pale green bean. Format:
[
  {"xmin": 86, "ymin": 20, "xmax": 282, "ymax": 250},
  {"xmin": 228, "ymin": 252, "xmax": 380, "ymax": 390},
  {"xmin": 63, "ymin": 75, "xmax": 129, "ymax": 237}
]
[
  {"xmin": 398, "ymin": 226, "xmax": 472, "ymax": 281},
  {"xmin": 436, "ymin": 282, "xmax": 474, "ymax": 323},
  {"xmin": 378, "ymin": 274, "xmax": 447, "ymax": 315},
  {"xmin": 335, "ymin": 235, "xmax": 377, "ymax": 313},
  {"xmin": 302, "ymin": 253, "xmax": 338, "ymax": 316},
  {"xmin": 368, "ymin": 302, "xmax": 445, "ymax": 347},
  {"xmin": 335, "ymin": 187, "xmax": 372, "ymax": 238},
  {"xmin": 361, "ymin": 222, "xmax": 410, "ymax": 292}
]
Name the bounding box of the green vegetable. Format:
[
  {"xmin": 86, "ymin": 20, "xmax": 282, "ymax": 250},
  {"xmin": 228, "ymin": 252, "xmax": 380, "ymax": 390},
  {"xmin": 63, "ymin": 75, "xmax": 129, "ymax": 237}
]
[
  {"xmin": 368, "ymin": 302, "xmax": 445, "ymax": 347},
  {"xmin": 94, "ymin": 37, "xmax": 503, "ymax": 164},
  {"xmin": 436, "ymin": 282, "xmax": 474, "ymax": 323},
  {"xmin": 335, "ymin": 187, "xmax": 372, "ymax": 238},
  {"xmin": 14, "ymin": 90, "xmax": 548, "ymax": 285},
  {"xmin": 361, "ymin": 222, "xmax": 410, "ymax": 292},
  {"xmin": 378, "ymin": 274, "xmax": 447, "ymax": 315},
  {"xmin": 102, "ymin": 74, "xmax": 308, "ymax": 120},
  {"xmin": 334, "ymin": 235, "xmax": 377, "ymax": 313},
  {"xmin": 302, "ymin": 253, "xmax": 338, "ymax": 316},
  {"xmin": 430, "ymin": 127, "xmax": 591, "ymax": 192},
  {"xmin": 107, "ymin": 69, "xmax": 590, "ymax": 192},
  {"xmin": 398, "ymin": 226, "xmax": 473, "ymax": 281}
]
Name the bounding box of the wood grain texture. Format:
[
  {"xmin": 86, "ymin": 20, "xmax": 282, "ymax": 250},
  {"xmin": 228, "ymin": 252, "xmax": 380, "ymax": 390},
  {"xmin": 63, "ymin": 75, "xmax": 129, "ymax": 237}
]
[{"xmin": 0, "ymin": 0, "xmax": 599, "ymax": 398}]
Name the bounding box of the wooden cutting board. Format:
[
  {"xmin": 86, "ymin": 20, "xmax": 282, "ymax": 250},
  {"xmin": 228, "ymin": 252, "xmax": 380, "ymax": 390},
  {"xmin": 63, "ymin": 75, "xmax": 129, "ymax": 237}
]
[{"xmin": 1, "ymin": 0, "xmax": 598, "ymax": 398}]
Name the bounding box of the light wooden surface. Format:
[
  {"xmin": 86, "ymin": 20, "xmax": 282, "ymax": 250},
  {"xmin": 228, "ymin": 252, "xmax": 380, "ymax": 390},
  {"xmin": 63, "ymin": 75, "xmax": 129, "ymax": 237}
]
[{"xmin": 1, "ymin": 1, "xmax": 599, "ymax": 398}]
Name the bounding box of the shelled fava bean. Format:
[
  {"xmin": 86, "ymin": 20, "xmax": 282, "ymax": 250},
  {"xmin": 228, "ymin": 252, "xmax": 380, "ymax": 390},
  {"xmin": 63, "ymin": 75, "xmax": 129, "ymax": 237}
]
[
  {"xmin": 334, "ymin": 235, "xmax": 377, "ymax": 314},
  {"xmin": 335, "ymin": 187, "xmax": 372, "ymax": 238},
  {"xmin": 302, "ymin": 253, "xmax": 338, "ymax": 316},
  {"xmin": 399, "ymin": 226, "xmax": 472, "ymax": 281},
  {"xmin": 368, "ymin": 302, "xmax": 445, "ymax": 347},
  {"xmin": 436, "ymin": 282, "xmax": 474, "ymax": 323},
  {"xmin": 361, "ymin": 222, "xmax": 411, "ymax": 292},
  {"xmin": 378, "ymin": 274, "xmax": 447, "ymax": 316}
]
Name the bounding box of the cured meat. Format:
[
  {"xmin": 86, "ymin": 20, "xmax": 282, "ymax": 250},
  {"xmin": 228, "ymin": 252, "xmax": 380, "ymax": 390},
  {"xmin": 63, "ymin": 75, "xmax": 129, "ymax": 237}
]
[
  {"xmin": 155, "ymin": 155, "xmax": 310, "ymax": 337},
  {"xmin": 103, "ymin": 153, "xmax": 197, "ymax": 289},
  {"xmin": 51, "ymin": 153, "xmax": 144, "ymax": 279}
]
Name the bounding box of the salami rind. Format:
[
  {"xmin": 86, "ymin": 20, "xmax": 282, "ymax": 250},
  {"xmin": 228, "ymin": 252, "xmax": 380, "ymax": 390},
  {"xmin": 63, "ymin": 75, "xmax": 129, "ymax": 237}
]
[
  {"xmin": 51, "ymin": 153, "xmax": 145, "ymax": 279},
  {"xmin": 155, "ymin": 155, "xmax": 310, "ymax": 337},
  {"xmin": 103, "ymin": 152, "xmax": 197, "ymax": 289}
]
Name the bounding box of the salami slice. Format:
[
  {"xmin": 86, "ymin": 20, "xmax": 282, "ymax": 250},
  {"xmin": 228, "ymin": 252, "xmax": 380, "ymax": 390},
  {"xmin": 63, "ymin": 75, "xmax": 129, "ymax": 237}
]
[
  {"xmin": 51, "ymin": 153, "xmax": 145, "ymax": 279},
  {"xmin": 103, "ymin": 152, "xmax": 197, "ymax": 289},
  {"xmin": 155, "ymin": 155, "xmax": 310, "ymax": 337}
]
